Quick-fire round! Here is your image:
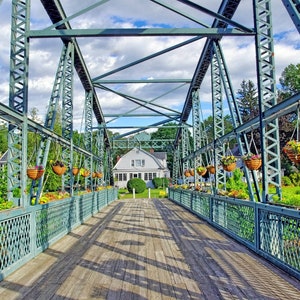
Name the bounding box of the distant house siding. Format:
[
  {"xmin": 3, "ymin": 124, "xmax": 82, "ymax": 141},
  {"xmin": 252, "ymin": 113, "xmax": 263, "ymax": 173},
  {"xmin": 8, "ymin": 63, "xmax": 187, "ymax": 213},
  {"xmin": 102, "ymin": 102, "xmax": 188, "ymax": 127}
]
[{"xmin": 113, "ymin": 148, "xmax": 169, "ymax": 188}]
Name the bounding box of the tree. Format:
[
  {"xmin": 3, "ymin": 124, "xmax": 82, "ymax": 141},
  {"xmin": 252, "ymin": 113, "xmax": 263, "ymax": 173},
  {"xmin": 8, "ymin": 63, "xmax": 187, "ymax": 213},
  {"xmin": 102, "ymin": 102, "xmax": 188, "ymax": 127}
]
[
  {"xmin": 202, "ymin": 115, "xmax": 234, "ymax": 143},
  {"xmin": 279, "ymin": 63, "xmax": 300, "ymax": 98},
  {"xmin": 150, "ymin": 122, "xmax": 177, "ymax": 141},
  {"xmin": 236, "ymin": 80, "xmax": 259, "ymax": 122}
]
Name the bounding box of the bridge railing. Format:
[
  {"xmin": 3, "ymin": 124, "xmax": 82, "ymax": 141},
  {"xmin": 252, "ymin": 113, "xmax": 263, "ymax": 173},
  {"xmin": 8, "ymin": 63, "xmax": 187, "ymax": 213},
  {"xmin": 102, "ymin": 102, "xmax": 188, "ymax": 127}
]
[
  {"xmin": 0, "ymin": 188, "xmax": 118, "ymax": 280},
  {"xmin": 169, "ymin": 188, "xmax": 300, "ymax": 280}
]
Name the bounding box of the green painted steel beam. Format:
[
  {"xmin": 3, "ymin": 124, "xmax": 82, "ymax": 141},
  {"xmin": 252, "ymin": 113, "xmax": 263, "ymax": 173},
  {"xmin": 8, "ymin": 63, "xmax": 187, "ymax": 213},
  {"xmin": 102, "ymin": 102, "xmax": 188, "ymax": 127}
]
[
  {"xmin": 281, "ymin": 0, "xmax": 300, "ymax": 33},
  {"xmin": 94, "ymin": 79, "xmax": 191, "ymax": 84},
  {"xmin": 0, "ymin": 103, "xmax": 95, "ymax": 158},
  {"xmin": 174, "ymin": 0, "xmax": 241, "ymax": 146},
  {"xmin": 29, "ymin": 27, "xmax": 254, "ymax": 38},
  {"xmin": 103, "ymin": 113, "xmax": 180, "ymax": 117},
  {"xmin": 177, "ymin": 0, "xmax": 253, "ymax": 32}
]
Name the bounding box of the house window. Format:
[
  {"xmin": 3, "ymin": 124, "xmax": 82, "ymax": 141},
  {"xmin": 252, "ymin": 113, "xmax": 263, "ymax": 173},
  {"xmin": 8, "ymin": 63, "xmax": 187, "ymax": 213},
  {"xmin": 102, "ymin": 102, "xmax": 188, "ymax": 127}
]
[
  {"xmin": 135, "ymin": 159, "xmax": 145, "ymax": 167},
  {"xmin": 144, "ymin": 173, "xmax": 148, "ymax": 180},
  {"xmin": 117, "ymin": 173, "xmax": 127, "ymax": 181},
  {"xmin": 131, "ymin": 160, "xmax": 134, "ymax": 167}
]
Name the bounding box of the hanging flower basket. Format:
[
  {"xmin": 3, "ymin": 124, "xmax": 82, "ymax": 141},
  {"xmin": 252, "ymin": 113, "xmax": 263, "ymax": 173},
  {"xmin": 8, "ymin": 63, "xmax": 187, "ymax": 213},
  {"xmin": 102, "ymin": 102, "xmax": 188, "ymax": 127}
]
[
  {"xmin": 184, "ymin": 169, "xmax": 192, "ymax": 177},
  {"xmin": 96, "ymin": 172, "xmax": 103, "ymax": 178},
  {"xmin": 283, "ymin": 141, "xmax": 300, "ymax": 164},
  {"xmin": 220, "ymin": 155, "xmax": 237, "ymax": 172},
  {"xmin": 27, "ymin": 167, "xmax": 44, "ymax": 180},
  {"xmin": 196, "ymin": 166, "xmax": 207, "ymax": 176},
  {"xmin": 189, "ymin": 169, "xmax": 194, "ymax": 176},
  {"xmin": 242, "ymin": 153, "xmax": 262, "ymax": 170},
  {"xmin": 72, "ymin": 167, "xmax": 79, "ymax": 176},
  {"xmin": 51, "ymin": 160, "xmax": 67, "ymax": 176},
  {"xmin": 92, "ymin": 172, "xmax": 97, "ymax": 178},
  {"xmin": 80, "ymin": 168, "xmax": 90, "ymax": 177},
  {"xmin": 222, "ymin": 162, "xmax": 236, "ymax": 172},
  {"xmin": 244, "ymin": 159, "xmax": 262, "ymax": 170},
  {"xmin": 207, "ymin": 165, "xmax": 216, "ymax": 174}
]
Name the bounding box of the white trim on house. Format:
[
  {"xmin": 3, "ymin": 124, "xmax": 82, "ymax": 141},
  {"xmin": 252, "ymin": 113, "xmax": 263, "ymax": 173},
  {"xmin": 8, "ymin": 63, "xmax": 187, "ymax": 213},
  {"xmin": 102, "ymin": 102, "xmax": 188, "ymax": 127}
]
[{"xmin": 113, "ymin": 147, "xmax": 170, "ymax": 188}]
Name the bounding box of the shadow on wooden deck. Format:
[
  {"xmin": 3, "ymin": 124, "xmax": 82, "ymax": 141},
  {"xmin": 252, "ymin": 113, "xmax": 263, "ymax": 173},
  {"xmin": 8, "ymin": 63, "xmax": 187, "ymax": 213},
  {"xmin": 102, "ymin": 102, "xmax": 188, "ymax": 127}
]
[{"xmin": 0, "ymin": 198, "xmax": 299, "ymax": 299}]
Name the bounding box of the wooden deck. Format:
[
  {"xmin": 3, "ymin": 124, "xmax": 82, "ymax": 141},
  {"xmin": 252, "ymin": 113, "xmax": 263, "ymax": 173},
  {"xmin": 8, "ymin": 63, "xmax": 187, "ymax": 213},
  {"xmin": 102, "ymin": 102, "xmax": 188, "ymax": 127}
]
[{"xmin": 0, "ymin": 198, "xmax": 299, "ymax": 299}]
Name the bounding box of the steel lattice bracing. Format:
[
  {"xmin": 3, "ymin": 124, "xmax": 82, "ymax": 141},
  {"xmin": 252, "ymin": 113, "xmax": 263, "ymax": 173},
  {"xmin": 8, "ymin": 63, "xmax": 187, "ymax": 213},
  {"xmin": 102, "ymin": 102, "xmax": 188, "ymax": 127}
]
[
  {"xmin": 254, "ymin": 0, "xmax": 281, "ymax": 202},
  {"xmin": 211, "ymin": 51, "xmax": 226, "ymax": 191},
  {"xmin": 7, "ymin": 0, "xmax": 31, "ymax": 205},
  {"xmin": 84, "ymin": 90, "xmax": 93, "ymax": 190},
  {"xmin": 212, "ymin": 41, "xmax": 260, "ymax": 201},
  {"xmin": 0, "ymin": 0, "xmax": 299, "ymax": 207},
  {"xmin": 61, "ymin": 43, "xmax": 74, "ymax": 193}
]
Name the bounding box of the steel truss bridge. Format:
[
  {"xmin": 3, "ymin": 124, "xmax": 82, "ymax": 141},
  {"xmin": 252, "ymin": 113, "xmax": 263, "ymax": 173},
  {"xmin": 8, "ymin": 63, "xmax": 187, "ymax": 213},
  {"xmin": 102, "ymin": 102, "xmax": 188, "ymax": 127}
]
[{"xmin": 0, "ymin": 0, "xmax": 300, "ymax": 281}]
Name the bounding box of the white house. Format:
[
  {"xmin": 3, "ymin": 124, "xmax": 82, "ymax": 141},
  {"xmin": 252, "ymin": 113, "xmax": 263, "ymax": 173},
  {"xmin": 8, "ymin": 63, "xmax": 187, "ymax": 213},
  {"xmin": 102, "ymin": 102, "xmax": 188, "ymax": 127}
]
[{"xmin": 113, "ymin": 147, "xmax": 170, "ymax": 188}]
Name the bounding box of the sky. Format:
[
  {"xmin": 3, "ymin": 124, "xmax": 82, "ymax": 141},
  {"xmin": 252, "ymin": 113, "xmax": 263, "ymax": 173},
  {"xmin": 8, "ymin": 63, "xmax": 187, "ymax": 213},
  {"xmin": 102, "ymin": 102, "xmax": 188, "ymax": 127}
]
[{"xmin": 0, "ymin": 0, "xmax": 299, "ymax": 135}]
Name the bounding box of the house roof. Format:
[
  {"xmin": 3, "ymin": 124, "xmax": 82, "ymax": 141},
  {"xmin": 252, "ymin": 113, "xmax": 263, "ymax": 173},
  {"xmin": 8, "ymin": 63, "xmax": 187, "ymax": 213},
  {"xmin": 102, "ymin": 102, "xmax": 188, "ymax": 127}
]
[{"xmin": 113, "ymin": 147, "xmax": 167, "ymax": 170}]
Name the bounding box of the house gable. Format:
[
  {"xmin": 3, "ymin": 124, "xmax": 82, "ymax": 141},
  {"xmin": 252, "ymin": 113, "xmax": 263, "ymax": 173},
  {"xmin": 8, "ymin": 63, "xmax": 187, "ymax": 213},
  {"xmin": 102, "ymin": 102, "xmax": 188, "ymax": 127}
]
[
  {"xmin": 113, "ymin": 147, "xmax": 170, "ymax": 188},
  {"xmin": 114, "ymin": 148, "xmax": 164, "ymax": 171}
]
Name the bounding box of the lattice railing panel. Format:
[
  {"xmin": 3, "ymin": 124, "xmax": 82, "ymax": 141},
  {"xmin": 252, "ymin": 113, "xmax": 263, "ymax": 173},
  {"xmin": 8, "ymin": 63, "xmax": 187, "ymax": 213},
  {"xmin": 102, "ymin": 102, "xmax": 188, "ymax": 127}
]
[
  {"xmin": 259, "ymin": 210, "xmax": 300, "ymax": 271},
  {"xmin": 35, "ymin": 200, "xmax": 76, "ymax": 248},
  {"xmin": 0, "ymin": 214, "xmax": 31, "ymax": 270}
]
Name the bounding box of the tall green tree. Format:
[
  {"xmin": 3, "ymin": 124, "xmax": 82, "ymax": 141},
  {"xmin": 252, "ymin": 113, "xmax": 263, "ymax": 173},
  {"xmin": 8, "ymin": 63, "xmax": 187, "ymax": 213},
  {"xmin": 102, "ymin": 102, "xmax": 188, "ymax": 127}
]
[
  {"xmin": 202, "ymin": 115, "xmax": 234, "ymax": 144},
  {"xmin": 236, "ymin": 79, "xmax": 259, "ymax": 122},
  {"xmin": 279, "ymin": 63, "xmax": 300, "ymax": 98},
  {"xmin": 150, "ymin": 122, "xmax": 177, "ymax": 141}
]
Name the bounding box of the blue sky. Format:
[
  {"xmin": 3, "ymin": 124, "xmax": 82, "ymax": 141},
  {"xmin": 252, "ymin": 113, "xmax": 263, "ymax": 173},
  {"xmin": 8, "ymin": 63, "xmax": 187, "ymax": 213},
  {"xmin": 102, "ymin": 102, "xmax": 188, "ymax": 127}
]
[{"xmin": 0, "ymin": 0, "xmax": 299, "ymax": 134}]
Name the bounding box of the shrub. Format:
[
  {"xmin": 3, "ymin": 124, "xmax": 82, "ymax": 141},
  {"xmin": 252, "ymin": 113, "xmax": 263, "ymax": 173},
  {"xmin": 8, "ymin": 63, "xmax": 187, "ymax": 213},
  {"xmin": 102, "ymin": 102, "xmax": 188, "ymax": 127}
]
[
  {"xmin": 152, "ymin": 177, "xmax": 169, "ymax": 188},
  {"xmin": 282, "ymin": 176, "xmax": 292, "ymax": 186},
  {"xmin": 127, "ymin": 178, "xmax": 146, "ymax": 193},
  {"xmin": 152, "ymin": 177, "xmax": 162, "ymax": 188},
  {"xmin": 289, "ymin": 172, "xmax": 300, "ymax": 186}
]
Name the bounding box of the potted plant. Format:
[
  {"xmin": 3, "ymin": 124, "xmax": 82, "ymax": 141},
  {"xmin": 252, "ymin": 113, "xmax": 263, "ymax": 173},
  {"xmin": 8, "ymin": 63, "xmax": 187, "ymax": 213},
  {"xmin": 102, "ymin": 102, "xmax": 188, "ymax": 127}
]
[
  {"xmin": 283, "ymin": 140, "xmax": 300, "ymax": 164},
  {"xmin": 184, "ymin": 169, "xmax": 192, "ymax": 177},
  {"xmin": 206, "ymin": 165, "xmax": 216, "ymax": 174},
  {"xmin": 80, "ymin": 168, "xmax": 90, "ymax": 177},
  {"xmin": 220, "ymin": 155, "xmax": 237, "ymax": 172},
  {"xmin": 242, "ymin": 153, "xmax": 262, "ymax": 170},
  {"xmin": 27, "ymin": 165, "xmax": 44, "ymax": 180},
  {"xmin": 196, "ymin": 166, "xmax": 207, "ymax": 176},
  {"xmin": 96, "ymin": 172, "xmax": 103, "ymax": 178},
  {"xmin": 72, "ymin": 166, "xmax": 79, "ymax": 176},
  {"xmin": 51, "ymin": 160, "xmax": 67, "ymax": 176}
]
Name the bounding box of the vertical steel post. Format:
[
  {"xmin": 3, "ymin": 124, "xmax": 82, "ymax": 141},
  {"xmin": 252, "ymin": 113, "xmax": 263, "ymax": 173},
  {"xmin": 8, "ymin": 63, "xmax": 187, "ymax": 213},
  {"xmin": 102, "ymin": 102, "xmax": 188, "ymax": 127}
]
[
  {"xmin": 8, "ymin": 0, "xmax": 31, "ymax": 205},
  {"xmin": 254, "ymin": 0, "xmax": 281, "ymax": 202}
]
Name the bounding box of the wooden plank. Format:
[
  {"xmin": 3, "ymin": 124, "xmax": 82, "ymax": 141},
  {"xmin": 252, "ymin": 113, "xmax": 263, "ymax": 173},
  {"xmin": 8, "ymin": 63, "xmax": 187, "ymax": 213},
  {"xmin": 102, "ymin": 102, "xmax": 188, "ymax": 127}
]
[{"xmin": 0, "ymin": 198, "xmax": 299, "ymax": 299}]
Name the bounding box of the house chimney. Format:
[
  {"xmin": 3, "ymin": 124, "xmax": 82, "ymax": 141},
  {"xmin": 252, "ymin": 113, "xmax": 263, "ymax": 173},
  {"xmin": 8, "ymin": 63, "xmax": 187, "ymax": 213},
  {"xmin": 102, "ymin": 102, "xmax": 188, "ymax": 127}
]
[{"xmin": 149, "ymin": 148, "xmax": 154, "ymax": 153}]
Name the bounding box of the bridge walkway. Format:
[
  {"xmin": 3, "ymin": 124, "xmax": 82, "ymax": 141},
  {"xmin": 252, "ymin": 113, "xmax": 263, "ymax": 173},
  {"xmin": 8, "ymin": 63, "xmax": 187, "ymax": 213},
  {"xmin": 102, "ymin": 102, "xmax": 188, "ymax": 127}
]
[{"xmin": 0, "ymin": 198, "xmax": 299, "ymax": 299}]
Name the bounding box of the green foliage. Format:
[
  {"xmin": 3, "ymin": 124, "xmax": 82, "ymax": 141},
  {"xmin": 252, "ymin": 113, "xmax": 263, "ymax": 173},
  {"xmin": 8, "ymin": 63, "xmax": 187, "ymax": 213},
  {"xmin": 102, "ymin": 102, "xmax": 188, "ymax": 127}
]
[
  {"xmin": 127, "ymin": 178, "xmax": 146, "ymax": 193},
  {"xmin": 0, "ymin": 123, "xmax": 8, "ymax": 155},
  {"xmin": 152, "ymin": 177, "xmax": 169, "ymax": 188},
  {"xmin": 118, "ymin": 188, "xmax": 166, "ymax": 199},
  {"xmin": 225, "ymin": 168, "xmax": 248, "ymax": 194},
  {"xmin": 282, "ymin": 176, "xmax": 292, "ymax": 186},
  {"xmin": 289, "ymin": 172, "xmax": 300, "ymax": 186},
  {"xmin": 152, "ymin": 177, "xmax": 162, "ymax": 188},
  {"xmin": 236, "ymin": 80, "xmax": 259, "ymax": 122},
  {"xmin": 279, "ymin": 63, "xmax": 300, "ymax": 97},
  {"xmin": 0, "ymin": 166, "xmax": 14, "ymax": 210}
]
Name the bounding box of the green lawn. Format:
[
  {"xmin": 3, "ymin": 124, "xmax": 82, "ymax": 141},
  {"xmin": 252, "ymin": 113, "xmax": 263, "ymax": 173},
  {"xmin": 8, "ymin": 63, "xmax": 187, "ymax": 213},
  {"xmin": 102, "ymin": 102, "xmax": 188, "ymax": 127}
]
[{"xmin": 118, "ymin": 188, "xmax": 168, "ymax": 199}]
